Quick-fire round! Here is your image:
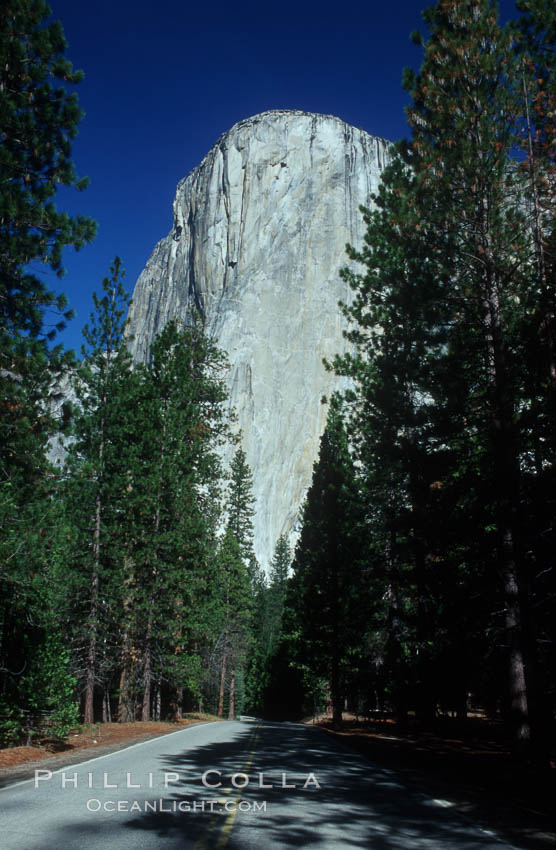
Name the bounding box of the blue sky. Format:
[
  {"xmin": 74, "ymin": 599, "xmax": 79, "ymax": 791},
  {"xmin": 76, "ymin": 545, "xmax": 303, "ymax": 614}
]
[{"xmin": 46, "ymin": 0, "xmax": 514, "ymax": 353}]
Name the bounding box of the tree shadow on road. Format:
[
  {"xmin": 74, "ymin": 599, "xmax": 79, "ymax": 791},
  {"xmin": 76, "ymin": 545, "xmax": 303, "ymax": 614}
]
[{"xmin": 118, "ymin": 720, "xmax": 516, "ymax": 849}]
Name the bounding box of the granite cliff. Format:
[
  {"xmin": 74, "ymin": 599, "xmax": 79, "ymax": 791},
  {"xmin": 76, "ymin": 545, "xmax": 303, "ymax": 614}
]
[{"xmin": 127, "ymin": 110, "xmax": 390, "ymax": 569}]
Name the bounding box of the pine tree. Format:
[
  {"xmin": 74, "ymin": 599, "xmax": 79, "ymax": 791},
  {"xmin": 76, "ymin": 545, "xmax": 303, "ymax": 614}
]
[
  {"xmin": 333, "ymin": 0, "xmax": 553, "ymax": 762},
  {"xmin": 404, "ymin": 0, "xmax": 548, "ymax": 762},
  {"xmin": 64, "ymin": 258, "xmax": 133, "ymax": 723},
  {"xmin": 0, "ymin": 469, "xmax": 77, "ymax": 731},
  {"xmin": 267, "ymin": 534, "xmax": 291, "ymax": 653},
  {"xmin": 214, "ymin": 527, "xmax": 251, "ymax": 719},
  {"xmin": 288, "ymin": 401, "xmax": 367, "ymax": 728},
  {"xmin": 125, "ymin": 319, "xmax": 231, "ymax": 720},
  {"xmin": 0, "ymin": 0, "xmax": 95, "ymax": 714},
  {"xmin": 512, "ymin": 4, "xmax": 556, "ymax": 725},
  {"xmin": 515, "ymin": 0, "xmax": 556, "ymax": 378},
  {"xmin": 226, "ymin": 446, "xmax": 256, "ymax": 571},
  {"xmin": 244, "ymin": 534, "xmax": 291, "ymax": 715},
  {"xmin": 331, "ymin": 142, "xmax": 456, "ymax": 719},
  {"xmin": 0, "ymin": 0, "xmax": 96, "ymax": 353},
  {"xmin": 0, "ymin": 351, "xmax": 66, "ymax": 699},
  {"xmin": 213, "ymin": 447, "xmax": 257, "ymax": 717}
]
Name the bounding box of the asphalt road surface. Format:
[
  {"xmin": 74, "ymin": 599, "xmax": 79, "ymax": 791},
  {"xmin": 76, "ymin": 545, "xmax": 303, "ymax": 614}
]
[{"xmin": 0, "ymin": 720, "xmax": 520, "ymax": 849}]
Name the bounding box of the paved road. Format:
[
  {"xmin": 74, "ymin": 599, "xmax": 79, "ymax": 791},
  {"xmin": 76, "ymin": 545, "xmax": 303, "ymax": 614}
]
[{"xmin": 0, "ymin": 720, "xmax": 520, "ymax": 849}]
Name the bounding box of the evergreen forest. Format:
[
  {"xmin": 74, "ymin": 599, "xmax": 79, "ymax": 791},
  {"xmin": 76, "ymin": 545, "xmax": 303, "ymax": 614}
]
[{"xmin": 1, "ymin": 0, "xmax": 555, "ymax": 781}]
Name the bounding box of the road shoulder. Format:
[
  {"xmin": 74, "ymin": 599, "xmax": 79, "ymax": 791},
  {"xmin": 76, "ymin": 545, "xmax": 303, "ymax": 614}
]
[{"xmin": 0, "ymin": 717, "xmax": 219, "ymax": 789}]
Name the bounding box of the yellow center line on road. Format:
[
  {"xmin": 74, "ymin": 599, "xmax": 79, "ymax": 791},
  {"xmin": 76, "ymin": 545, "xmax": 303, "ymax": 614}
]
[{"xmin": 193, "ymin": 723, "xmax": 261, "ymax": 850}]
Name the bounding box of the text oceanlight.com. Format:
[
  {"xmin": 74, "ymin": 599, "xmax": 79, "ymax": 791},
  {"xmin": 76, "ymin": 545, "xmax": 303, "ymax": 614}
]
[{"xmin": 85, "ymin": 799, "xmax": 267, "ymax": 813}]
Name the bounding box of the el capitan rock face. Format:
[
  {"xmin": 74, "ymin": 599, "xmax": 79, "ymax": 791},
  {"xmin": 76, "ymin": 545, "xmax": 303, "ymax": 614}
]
[{"xmin": 127, "ymin": 109, "xmax": 390, "ymax": 569}]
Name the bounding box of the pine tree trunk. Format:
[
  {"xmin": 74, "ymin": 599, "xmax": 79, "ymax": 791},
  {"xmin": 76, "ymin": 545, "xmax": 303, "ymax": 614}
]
[
  {"xmin": 330, "ymin": 659, "xmax": 343, "ymax": 730},
  {"xmin": 83, "ymin": 493, "xmax": 101, "ymax": 724},
  {"xmin": 330, "ymin": 582, "xmax": 342, "ymax": 730},
  {"xmin": 118, "ymin": 667, "xmax": 133, "ymax": 722},
  {"xmin": 83, "ymin": 613, "xmax": 97, "ymax": 723},
  {"xmin": 481, "ymin": 273, "xmax": 534, "ymax": 760},
  {"xmin": 408, "ymin": 441, "xmax": 436, "ymax": 726},
  {"xmin": 84, "ymin": 383, "xmax": 106, "ymax": 723},
  {"xmin": 456, "ymin": 693, "xmax": 468, "ymax": 722},
  {"xmin": 154, "ymin": 678, "xmax": 161, "ymax": 721},
  {"xmin": 501, "ymin": 538, "xmax": 530, "ymax": 749},
  {"xmin": 228, "ymin": 666, "xmax": 235, "ymax": 720},
  {"xmin": 118, "ymin": 630, "xmax": 134, "ymax": 723},
  {"xmin": 170, "ymin": 687, "xmax": 183, "ymax": 721},
  {"xmin": 141, "ymin": 605, "xmax": 154, "ymax": 721},
  {"xmin": 218, "ymin": 651, "xmax": 227, "ymax": 717},
  {"xmin": 415, "ymin": 553, "xmax": 436, "ymax": 723},
  {"xmin": 386, "ymin": 534, "xmax": 408, "ymax": 724},
  {"xmin": 102, "ymin": 686, "xmax": 111, "ymax": 723},
  {"xmin": 141, "ymin": 645, "xmax": 151, "ymax": 722},
  {"xmin": 118, "ymin": 557, "xmax": 136, "ymax": 723}
]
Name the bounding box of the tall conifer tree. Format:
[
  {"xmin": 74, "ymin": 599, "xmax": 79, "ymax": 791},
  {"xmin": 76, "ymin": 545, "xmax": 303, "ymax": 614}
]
[
  {"xmin": 64, "ymin": 259, "xmax": 133, "ymax": 723},
  {"xmin": 0, "ymin": 0, "xmax": 95, "ymax": 712},
  {"xmin": 288, "ymin": 401, "xmax": 367, "ymax": 728},
  {"xmin": 127, "ymin": 319, "xmax": 231, "ymax": 720},
  {"xmin": 334, "ymin": 0, "xmax": 554, "ymax": 762},
  {"xmin": 227, "ymin": 446, "xmax": 256, "ymax": 570}
]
